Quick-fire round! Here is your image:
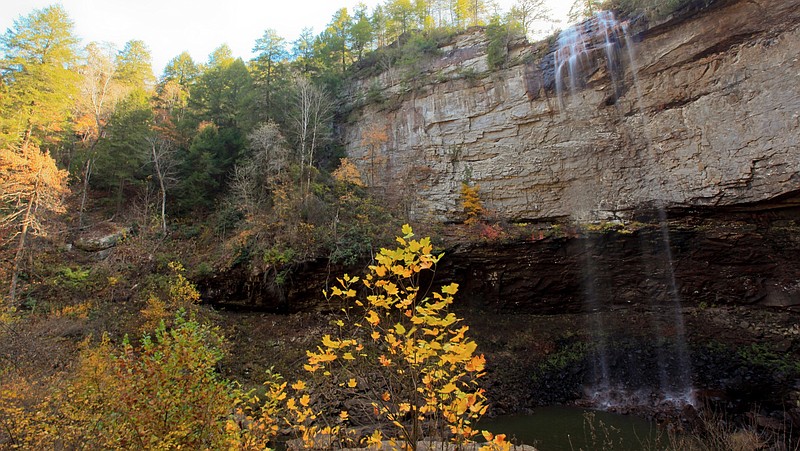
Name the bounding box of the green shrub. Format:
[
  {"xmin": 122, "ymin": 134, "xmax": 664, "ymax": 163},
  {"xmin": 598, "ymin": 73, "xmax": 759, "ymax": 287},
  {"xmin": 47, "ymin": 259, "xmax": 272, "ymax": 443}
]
[
  {"xmin": 486, "ymin": 20, "xmax": 510, "ymax": 70},
  {"xmin": 55, "ymin": 266, "xmax": 91, "ymax": 290}
]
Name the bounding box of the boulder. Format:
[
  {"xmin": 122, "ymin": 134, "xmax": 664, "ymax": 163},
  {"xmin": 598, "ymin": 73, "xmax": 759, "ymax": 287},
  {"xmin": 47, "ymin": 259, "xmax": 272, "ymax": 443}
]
[{"xmin": 74, "ymin": 223, "xmax": 130, "ymax": 252}]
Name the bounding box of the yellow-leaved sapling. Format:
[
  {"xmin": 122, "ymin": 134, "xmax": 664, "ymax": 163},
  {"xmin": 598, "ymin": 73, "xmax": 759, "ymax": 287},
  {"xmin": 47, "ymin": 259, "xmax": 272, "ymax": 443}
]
[{"xmin": 283, "ymin": 224, "xmax": 512, "ymax": 450}]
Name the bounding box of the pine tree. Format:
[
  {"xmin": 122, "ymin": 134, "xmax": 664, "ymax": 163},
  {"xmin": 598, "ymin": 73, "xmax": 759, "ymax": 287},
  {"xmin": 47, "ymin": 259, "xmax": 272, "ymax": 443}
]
[{"xmin": 0, "ymin": 5, "xmax": 80, "ymax": 152}]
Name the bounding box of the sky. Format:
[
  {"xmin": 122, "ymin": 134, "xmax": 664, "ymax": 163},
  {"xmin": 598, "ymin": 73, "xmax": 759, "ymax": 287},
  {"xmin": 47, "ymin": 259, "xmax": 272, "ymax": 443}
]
[{"xmin": 1, "ymin": 0, "xmax": 571, "ymax": 76}]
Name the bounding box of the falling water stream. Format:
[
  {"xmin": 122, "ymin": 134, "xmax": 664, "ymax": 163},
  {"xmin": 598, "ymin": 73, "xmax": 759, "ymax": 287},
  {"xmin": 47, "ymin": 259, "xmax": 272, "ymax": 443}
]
[{"xmin": 553, "ymin": 11, "xmax": 696, "ymax": 410}]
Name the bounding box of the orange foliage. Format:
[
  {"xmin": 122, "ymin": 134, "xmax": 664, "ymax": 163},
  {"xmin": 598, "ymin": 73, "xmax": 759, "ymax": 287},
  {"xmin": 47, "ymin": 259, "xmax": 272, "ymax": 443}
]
[
  {"xmin": 460, "ymin": 182, "xmax": 484, "ymax": 225},
  {"xmin": 332, "ymin": 157, "xmax": 364, "ymax": 187},
  {"xmin": 360, "ymin": 124, "xmax": 388, "ymax": 186}
]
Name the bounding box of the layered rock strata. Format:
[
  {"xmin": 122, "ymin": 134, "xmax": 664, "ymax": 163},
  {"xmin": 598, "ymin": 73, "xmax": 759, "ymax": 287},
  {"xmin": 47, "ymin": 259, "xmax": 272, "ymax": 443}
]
[{"xmin": 341, "ymin": 0, "xmax": 800, "ymax": 221}]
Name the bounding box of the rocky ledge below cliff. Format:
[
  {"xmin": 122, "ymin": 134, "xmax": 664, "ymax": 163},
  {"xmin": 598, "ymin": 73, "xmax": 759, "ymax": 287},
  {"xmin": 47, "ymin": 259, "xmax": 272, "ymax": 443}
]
[{"xmin": 200, "ymin": 205, "xmax": 800, "ymax": 315}]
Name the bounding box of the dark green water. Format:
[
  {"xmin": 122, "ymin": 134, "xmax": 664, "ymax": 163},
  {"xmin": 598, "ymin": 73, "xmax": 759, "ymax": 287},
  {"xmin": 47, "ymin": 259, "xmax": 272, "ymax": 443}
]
[{"xmin": 480, "ymin": 406, "xmax": 657, "ymax": 451}]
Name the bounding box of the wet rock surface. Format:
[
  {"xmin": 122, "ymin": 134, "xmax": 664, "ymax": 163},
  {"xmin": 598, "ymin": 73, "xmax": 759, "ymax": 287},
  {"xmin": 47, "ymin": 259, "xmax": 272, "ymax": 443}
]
[
  {"xmin": 438, "ymin": 208, "xmax": 800, "ymax": 314},
  {"xmin": 459, "ymin": 304, "xmax": 800, "ymax": 421}
]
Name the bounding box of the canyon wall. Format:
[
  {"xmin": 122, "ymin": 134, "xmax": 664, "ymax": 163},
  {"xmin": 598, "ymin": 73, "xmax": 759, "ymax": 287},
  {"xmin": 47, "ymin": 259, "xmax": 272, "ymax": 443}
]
[{"xmin": 341, "ymin": 0, "xmax": 800, "ymax": 222}]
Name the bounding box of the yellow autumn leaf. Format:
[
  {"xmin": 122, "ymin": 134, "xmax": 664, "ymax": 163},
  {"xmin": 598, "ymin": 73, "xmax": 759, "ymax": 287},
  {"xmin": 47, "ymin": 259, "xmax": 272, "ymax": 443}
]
[
  {"xmin": 384, "ymin": 282, "xmax": 399, "ymax": 296},
  {"xmin": 466, "ymin": 354, "xmax": 486, "ymax": 372},
  {"xmin": 291, "ymin": 380, "xmax": 307, "ymax": 390},
  {"xmin": 321, "ymin": 335, "xmax": 339, "ymax": 348},
  {"xmin": 307, "ymin": 349, "xmax": 337, "ymax": 364},
  {"xmin": 347, "ymin": 378, "xmax": 357, "ymax": 388},
  {"xmin": 366, "ymin": 310, "xmax": 380, "ymax": 326},
  {"xmin": 401, "ymin": 223, "xmax": 413, "ymax": 237},
  {"xmin": 300, "ymin": 394, "xmax": 310, "ymax": 407},
  {"xmin": 366, "ymin": 430, "xmax": 383, "ymax": 446},
  {"xmin": 381, "ymin": 392, "xmax": 391, "ymax": 402},
  {"xmin": 441, "ymin": 283, "xmax": 459, "ymax": 295}
]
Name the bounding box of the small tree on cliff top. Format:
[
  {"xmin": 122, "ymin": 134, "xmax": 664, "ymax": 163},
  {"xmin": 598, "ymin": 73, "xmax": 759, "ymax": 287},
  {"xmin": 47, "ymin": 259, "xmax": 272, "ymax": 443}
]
[{"xmin": 284, "ymin": 225, "xmax": 511, "ymax": 450}]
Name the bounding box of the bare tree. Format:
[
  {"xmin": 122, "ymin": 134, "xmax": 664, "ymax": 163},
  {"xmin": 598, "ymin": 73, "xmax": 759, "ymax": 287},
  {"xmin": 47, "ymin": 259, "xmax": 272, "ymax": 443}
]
[
  {"xmin": 75, "ymin": 42, "xmax": 124, "ymax": 229},
  {"xmin": 231, "ymin": 121, "xmax": 291, "ymax": 216},
  {"xmin": 248, "ymin": 121, "xmax": 290, "ymax": 178},
  {"xmin": 512, "ymin": 0, "xmax": 553, "ymax": 36},
  {"xmin": 288, "ymin": 76, "xmax": 331, "ymax": 199},
  {"xmin": 568, "ymin": 0, "xmax": 603, "ymax": 23},
  {"xmin": 1, "ymin": 145, "xmax": 68, "ymax": 304},
  {"xmin": 146, "ymin": 134, "xmax": 177, "ymax": 234}
]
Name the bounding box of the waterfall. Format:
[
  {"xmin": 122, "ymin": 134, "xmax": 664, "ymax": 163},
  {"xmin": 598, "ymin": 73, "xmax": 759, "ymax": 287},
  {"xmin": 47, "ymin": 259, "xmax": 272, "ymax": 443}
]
[
  {"xmin": 554, "ymin": 11, "xmax": 625, "ymax": 111},
  {"xmin": 552, "ymin": 11, "xmax": 696, "ymax": 410}
]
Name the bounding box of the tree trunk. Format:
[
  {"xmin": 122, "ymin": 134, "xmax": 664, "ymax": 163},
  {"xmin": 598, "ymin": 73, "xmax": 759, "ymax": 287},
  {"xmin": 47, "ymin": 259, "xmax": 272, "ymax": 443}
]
[
  {"xmin": 9, "ymin": 172, "xmax": 40, "ymax": 304},
  {"xmin": 20, "ymin": 125, "xmax": 32, "ymax": 154},
  {"xmin": 78, "ymin": 158, "xmax": 92, "ymax": 230},
  {"xmin": 151, "ymin": 140, "xmax": 168, "ymax": 234}
]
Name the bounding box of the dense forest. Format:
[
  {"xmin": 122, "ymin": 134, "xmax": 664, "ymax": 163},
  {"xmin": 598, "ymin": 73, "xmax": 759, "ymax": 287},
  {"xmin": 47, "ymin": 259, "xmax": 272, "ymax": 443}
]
[{"xmin": 1, "ymin": 0, "xmax": 764, "ymax": 448}]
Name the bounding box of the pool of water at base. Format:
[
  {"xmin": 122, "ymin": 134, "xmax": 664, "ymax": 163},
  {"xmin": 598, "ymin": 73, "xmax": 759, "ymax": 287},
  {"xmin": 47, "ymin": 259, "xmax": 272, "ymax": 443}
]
[{"xmin": 479, "ymin": 406, "xmax": 657, "ymax": 451}]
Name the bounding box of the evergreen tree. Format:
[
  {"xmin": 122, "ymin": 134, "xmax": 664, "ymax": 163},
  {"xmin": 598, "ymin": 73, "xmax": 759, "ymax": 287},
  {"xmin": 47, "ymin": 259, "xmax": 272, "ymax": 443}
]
[
  {"xmin": 0, "ymin": 5, "xmax": 80, "ymax": 152},
  {"xmin": 318, "ymin": 8, "xmax": 353, "ymax": 75},
  {"xmin": 176, "ymin": 124, "xmax": 223, "ymax": 211},
  {"xmin": 291, "ymin": 28, "xmax": 317, "ymax": 75},
  {"xmin": 252, "ymin": 29, "xmax": 288, "ymax": 117},
  {"xmin": 157, "ymin": 52, "xmax": 199, "ymax": 139},
  {"xmin": 350, "ymin": 3, "xmax": 375, "ymax": 60},
  {"xmin": 190, "ymin": 46, "xmax": 255, "ymax": 130},
  {"xmin": 115, "ymin": 40, "xmax": 155, "ymax": 89},
  {"xmin": 161, "ymin": 51, "xmax": 199, "ymax": 87},
  {"xmin": 93, "ymin": 89, "xmax": 153, "ymax": 211}
]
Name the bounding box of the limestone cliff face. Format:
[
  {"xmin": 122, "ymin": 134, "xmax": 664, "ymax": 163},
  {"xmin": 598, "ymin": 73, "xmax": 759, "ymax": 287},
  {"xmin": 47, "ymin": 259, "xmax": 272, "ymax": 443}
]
[{"xmin": 341, "ymin": 0, "xmax": 800, "ymax": 222}]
